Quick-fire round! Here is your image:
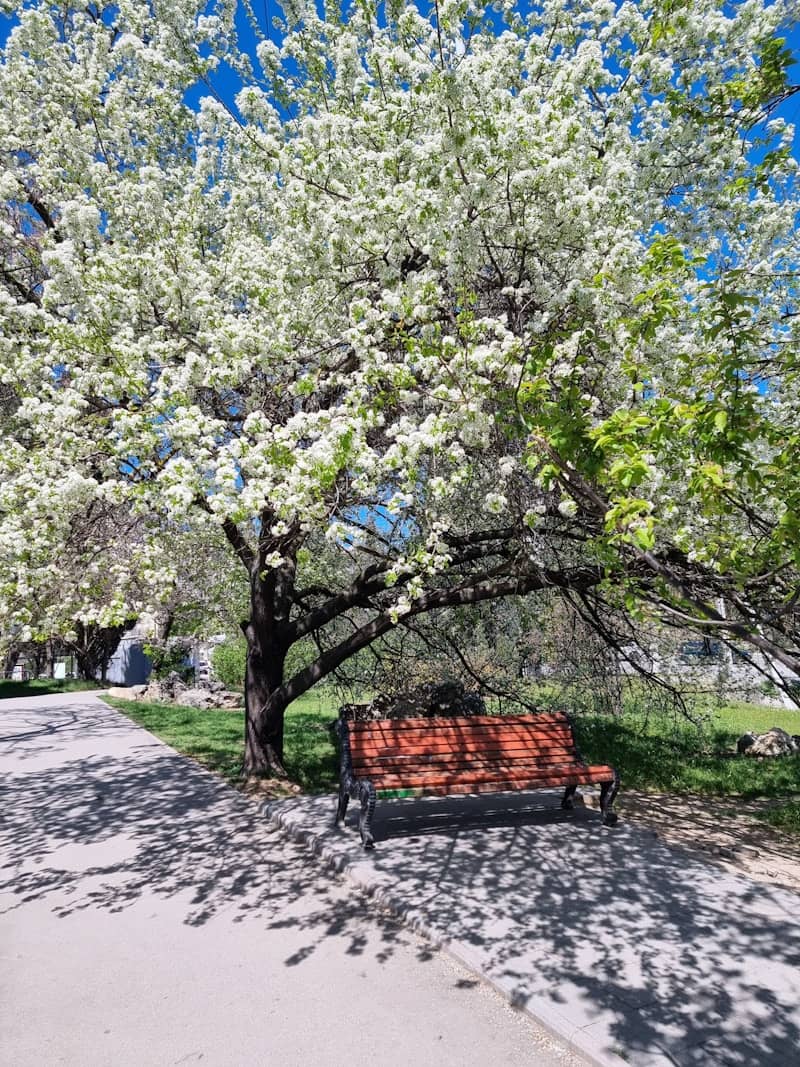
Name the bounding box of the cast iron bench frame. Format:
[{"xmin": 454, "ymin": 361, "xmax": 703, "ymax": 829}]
[{"xmin": 333, "ymin": 711, "xmax": 620, "ymax": 849}]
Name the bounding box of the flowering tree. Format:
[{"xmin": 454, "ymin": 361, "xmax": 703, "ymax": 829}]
[{"xmin": 1, "ymin": 0, "xmax": 798, "ymax": 772}]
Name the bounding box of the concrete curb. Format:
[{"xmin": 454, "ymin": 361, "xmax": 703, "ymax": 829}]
[{"xmin": 264, "ymin": 799, "xmax": 625, "ymax": 1067}]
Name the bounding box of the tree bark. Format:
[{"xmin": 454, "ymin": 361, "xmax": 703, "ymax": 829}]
[
  {"xmin": 72, "ymin": 620, "xmax": 131, "ymax": 680},
  {"xmin": 241, "ymin": 567, "xmax": 291, "ymax": 776},
  {"xmin": 243, "ymin": 633, "xmax": 288, "ymax": 775},
  {"xmin": 74, "ymin": 621, "xmax": 95, "ymax": 680}
]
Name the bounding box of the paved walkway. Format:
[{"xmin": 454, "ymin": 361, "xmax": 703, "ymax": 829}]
[
  {"xmin": 269, "ymin": 782, "xmax": 800, "ymax": 1066},
  {"xmin": 0, "ymin": 693, "xmax": 579, "ymax": 1067}
]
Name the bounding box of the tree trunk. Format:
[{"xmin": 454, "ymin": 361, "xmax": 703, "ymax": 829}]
[
  {"xmin": 4, "ymin": 648, "xmax": 19, "ymax": 678},
  {"xmin": 242, "ymin": 570, "xmax": 290, "ymax": 776},
  {"xmin": 72, "ymin": 621, "xmax": 131, "ymax": 681},
  {"xmin": 74, "ymin": 624, "xmax": 95, "ymax": 680},
  {"xmin": 243, "ymin": 658, "xmax": 288, "ymax": 776},
  {"xmin": 32, "ymin": 644, "xmax": 47, "ymax": 678}
]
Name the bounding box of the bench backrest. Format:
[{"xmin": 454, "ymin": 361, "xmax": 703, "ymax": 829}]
[{"xmin": 346, "ymin": 712, "xmax": 581, "ymax": 778}]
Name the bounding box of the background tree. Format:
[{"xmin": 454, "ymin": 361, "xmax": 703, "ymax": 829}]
[
  {"xmin": 1, "ymin": 1, "xmax": 798, "ymax": 773},
  {"xmin": 159, "ymin": 523, "xmax": 250, "ymax": 640}
]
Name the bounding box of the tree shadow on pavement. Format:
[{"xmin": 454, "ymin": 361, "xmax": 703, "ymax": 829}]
[
  {"xmin": 295, "ymin": 791, "xmax": 800, "ymax": 1066},
  {"xmin": 5, "ymin": 699, "xmax": 799, "ymax": 1064},
  {"xmin": 0, "ymin": 700, "xmax": 412, "ymax": 969},
  {"xmin": 0, "ymin": 705, "xmax": 113, "ymax": 759}
]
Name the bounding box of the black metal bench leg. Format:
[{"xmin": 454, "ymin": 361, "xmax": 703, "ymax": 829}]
[
  {"xmin": 358, "ymin": 780, "xmax": 376, "ymax": 850},
  {"xmin": 561, "ymin": 784, "xmax": 578, "ymax": 810},
  {"xmin": 600, "ymin": 771, "xmax": 620, "ymax": 826},
  {"xmin": 335, "ymin": 780, "xmax": 350, "ymax": 826}
]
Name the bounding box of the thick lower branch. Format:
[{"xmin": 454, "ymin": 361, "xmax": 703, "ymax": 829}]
[
  {"xmin": 289, "ymin": 537, "xmax": 516, "ymax": 642},
  {"xmin": 280, "ymin": 564, "xmax": 603, "ymax": 706}
]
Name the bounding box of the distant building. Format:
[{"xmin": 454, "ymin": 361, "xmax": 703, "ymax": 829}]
[{"xmin": 105, "ymin": 622, "xmax": 152, "ymax": 686}]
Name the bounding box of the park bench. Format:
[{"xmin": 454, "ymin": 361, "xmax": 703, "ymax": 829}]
[{"xmin": 334, "ymin": 711, "xmax": 620, "ymax": 849}]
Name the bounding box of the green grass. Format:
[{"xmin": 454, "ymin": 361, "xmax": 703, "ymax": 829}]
[
  {"xmin": 283, "ymin": 695, "xmax": 339, "ymax": 790},
  {"xmin": 105, "ymin": 690, "xmax": 339, "ymax": 791},
  {"xmin": 105, "ymin": 692, "xmax": 800, "ymax": 832},
  {"xmin": 0, "ymin": 678, "xmax": 105, "ymax": 699},
  {"xmin": 574, "ymin": 702, "xmax": 800, "ymax": 800},
  {"xmin": 105, "ymin": 697, "xmax": 247, "ymax": 781},
  {"xmin": 756, "ymin": 801, "xmax": 800, "ymax": 833}
]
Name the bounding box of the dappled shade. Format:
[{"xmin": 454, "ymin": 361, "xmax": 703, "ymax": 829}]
[{"xmin": 271, "ymin": 788, "xmax": 800, "ymax": 1065}]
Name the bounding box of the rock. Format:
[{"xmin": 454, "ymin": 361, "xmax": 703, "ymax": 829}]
[
  {"xmin": 181, "ymin": 688, "xmax": 217, "ymax": 710},
  {"xmin": 737, "ymin": 732, "xmax": 757, "ymax": 754},
  {"xmin": 141, "ymin": 671, "xmax": 190, "ymax": 704},
  {"xmin": 740, "ymin": 727, "xmax": 799, "ymax": 758},
  {"xmin": 341, "ymin": 682, "xmax": 486, "ymax": 721},
  {"xmin": 136, "ymin": 669, "xmax": 242, "ymax": 709},
  {"xmin": 165, "ymin": 671, "xmax": 189, "ymax": 693},
  {"xmin": 181, "ymin": 686, "xmax": 242, "ymax": 710},
  {"xmin": 106, "ymin": 686, "xmax": 136, "ymax": 699}
]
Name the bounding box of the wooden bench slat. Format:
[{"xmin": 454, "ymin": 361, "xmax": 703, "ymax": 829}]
[
  {"xmin": 366, "ymin": 763, "xmax": 614, "ymax": 790},
  {"xmin": 354, "ymin": 742, "xmax": 580, "ymax": 759},
  {"xmin": 352, "ymin": 745, "xmax": 579, "ymax": 767},
  {"xmin": 350, "ymin": 712, "xmax": 572, "ymax": 727},
  {"xmin": 350, "ymin": 712, "xmax": 572, "ymax": 730},
  {"xmin": 351, "ymin": 719, "xmax": 573, "ymax": 738},
  {"xmin": 353, "ymin": 733, "xmax": 574, "ymax": 745},
  {"xmin": 350, "ymin": 727, "xmax": 575, "ymax": 750},
  {"xmin": 352, "ymin": 717, "xmax": 576, "ymax": 734},
  {"xmin": 353, "ymin": 759, "xmax": 583, "ymax": 780},
  {"xmin": 365, "ymin": 759, "xmax": 612, "ymax": 782},
  {"xmin": 351, "ymin": 738, "xmax": 576, "ymax": 761}
]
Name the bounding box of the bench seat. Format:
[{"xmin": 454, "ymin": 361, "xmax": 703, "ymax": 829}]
[{"xmin": 334, "ymin": 711, "xmax": 620, "ymax": 848}]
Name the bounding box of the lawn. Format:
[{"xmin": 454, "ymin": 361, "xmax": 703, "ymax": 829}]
[
  {"xmin": 756, "ymin": 801, "xmax": 800, "ymax": 832},
  {"xmin": 571, "ymin": 701, "xmax": 800, "ymax": 834},
  {"xmin": 573, "ymin": 701, "xmax": 800, "ymax": 799},
  {"xmin": 0, "ymin": 678, "xmax": 105, "ymax": 699},
  {"xmin": 105, "ymin": 690, "xmax": 339, "ymax": 792},
  {"xmin": 105, "ymin": 691, "xmax": 800, "ymax": 830}
]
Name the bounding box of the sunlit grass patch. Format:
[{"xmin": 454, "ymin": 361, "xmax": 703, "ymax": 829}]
[
  {"xmin": 105, "ymin": 690, "xmax": 339, "ymax": 792},
  {"xmin": 105, "ymin": 697, "xmax": 246, "ymax": 781},
  {"xmin": 574, "ymin": 703, "xmax": 800, "ymax": 803},
  {"xmin": 755, "ymin": 801, "xmax": 800, "ymax": 834}
]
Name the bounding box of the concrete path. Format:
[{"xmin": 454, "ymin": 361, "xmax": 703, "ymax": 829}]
[
  {"xmin": 267, "ymin": 785, "xmax": 800, "ymax": 1067},
  {"xmin": 0, "ymin": 693, "xmax": 579, "ymax": 1067}
]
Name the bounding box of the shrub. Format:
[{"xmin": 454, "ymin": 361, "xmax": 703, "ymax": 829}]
[
  {"xmin": 211, "ymin": 638, "xmax": 247, "ymax": 690},
  {"xmin": 209, "ymin": 635, "xmax": 322, "ymax": 694},
  {"xmin": 143, "ymin": 640, "xmax": 194, "ymax": 681}
]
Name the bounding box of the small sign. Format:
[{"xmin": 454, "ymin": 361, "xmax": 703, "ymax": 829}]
[{"xmin": 54, "ymin": 662, "xmax": 66, "ymax": 680}]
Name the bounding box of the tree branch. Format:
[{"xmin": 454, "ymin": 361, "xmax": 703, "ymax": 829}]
[
  {"xmin": 26, "ymin": 190, "xmax": 60, "ymax": 237},
  {"xmin": 279, "ymin": 563, "xmax": 603, "ymax": 706},
  {"xmin": 192, "ymin": 496, "xmax": 255, "ymax": 572},
  {"xmin": 1, "ymin": 266, "xmax": 42, "ymax": 306},
  {"xmin": 288, "ymin": 537, "xmax": 516, "ymax": 641}
]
